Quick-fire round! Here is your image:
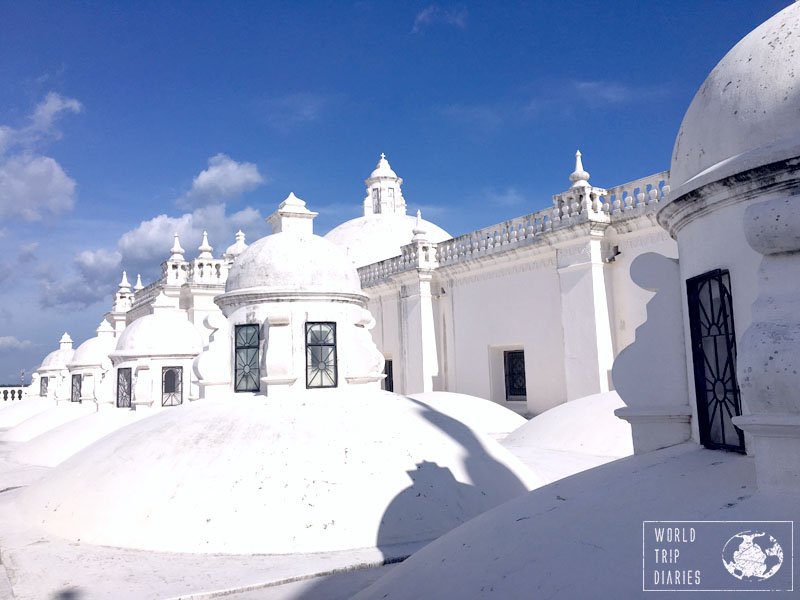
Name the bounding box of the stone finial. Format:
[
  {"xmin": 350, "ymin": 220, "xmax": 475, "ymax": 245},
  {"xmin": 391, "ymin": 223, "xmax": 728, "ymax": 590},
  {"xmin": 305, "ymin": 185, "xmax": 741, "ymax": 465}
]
[
  {"xmin": 412, "ymin": 209, "xmax": 428, "ymax": 242},
  {"xmin": 569, "ymin": 150, "xmax": 591, "ymax": 188},
  {"xmin": 134, "ymin": 274, "xmax": 144, "ymax": 291},
  {"xmin": 118, "ymin": 271, "xmax": 131, "ymax": 291},
  {"xmin": 59, "ymin": 332, "xmax": 73, "ymax": 350},
  {"xmin": 197, "ymin": 231, "xmax": 214, "ymax": 259},
  {"xmin": 151, "ymin": 290, "xmax": 175, "ymax": 314},
  {"xmin": 235, "ymin": 230, "xmax": 245, "ymax": 245},
  {"xmin": 170, "ymin": 233, "xmax": 185, "ymax": 261},
  {"xmin": 268, "ymin": 192, "xmax": 318, "ymax": 235},
  {"xmin": 97, "ymin": 320, "xmax": 115, "ymax": 337}
]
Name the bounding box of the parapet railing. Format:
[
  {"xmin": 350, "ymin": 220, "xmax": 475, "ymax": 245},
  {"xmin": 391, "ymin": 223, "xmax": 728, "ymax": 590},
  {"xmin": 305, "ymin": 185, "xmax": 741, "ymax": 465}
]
[
  {"xmin": 358, "ymin": 171, "xmax": 670, "ymax": 287},
  {"xmin": 0, "ymin": 385, "xmax": 28, "ymax": 402}
]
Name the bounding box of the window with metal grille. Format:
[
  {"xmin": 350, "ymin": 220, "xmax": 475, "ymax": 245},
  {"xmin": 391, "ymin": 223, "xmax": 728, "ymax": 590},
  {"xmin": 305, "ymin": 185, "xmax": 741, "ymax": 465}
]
[
  {"xmin": 117, "ymin": 367, "xmax": 132, "ymax": 408},
  {"xmin": 306, "ymin": 322, "xmax": 337, "ymax": 388},
  {"xmin": 40, "ymin": 376, "xmax": 48, "ymax": 397},
  {"xmin": 71, "ymin": 374, "xmax": 82, "ymax": 403},
  {"xmin": 382, "ymin": 359, "xmax": 394, "ymax": 392},
  {"xmin": 687, "ymin": 269, "xmax": 745, "ymax": 453},
  {"xmin": 504, "ymin": 350, "xmax": 526, "ymax": 400},
  {"xmin": 162, "ymin": 366, "xmax": 183, "ymax": 407},
  {"xmin": 234, "ymin": 324, "xmax": 260, "ymax": 392}
]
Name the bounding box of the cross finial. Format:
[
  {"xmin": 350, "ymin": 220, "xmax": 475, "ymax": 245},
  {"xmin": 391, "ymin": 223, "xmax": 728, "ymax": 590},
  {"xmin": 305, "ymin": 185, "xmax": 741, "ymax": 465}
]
[{"xmin": 380, "ymin": 152, "xmax": 386, "ymax": 160}]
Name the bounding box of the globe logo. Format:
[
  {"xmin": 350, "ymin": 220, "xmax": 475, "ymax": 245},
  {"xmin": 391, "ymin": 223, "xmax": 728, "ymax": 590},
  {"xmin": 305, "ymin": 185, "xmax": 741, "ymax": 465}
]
[{"xmin": 722, "ymin": 530, "xmax": 784, "ymax": 581}]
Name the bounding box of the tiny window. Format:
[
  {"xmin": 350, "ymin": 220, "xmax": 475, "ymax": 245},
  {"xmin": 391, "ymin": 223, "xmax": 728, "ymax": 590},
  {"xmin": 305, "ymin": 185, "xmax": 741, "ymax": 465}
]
[
  {"xmin": 40, "ymin": 376, "xmax": 49, "ymax": 397},
  {"xmin": 234, "ymin": 324, "xmax": 260, "ymax": 392},
  {"xmin": 306, "ymin": 322, "xmax": 337, "ymax": 388},
  {"xmin": 117, "ymin": 367, "xmax": 132, "ymax": 408},
  {"xmin": 71, "ymin": 374, "xmax": 82, "ymax": 403},
  {"xmin": 382, "ymin": 359, "xmax": 394, "ymax": 392},
  {"xmin": 162, "ymin": 366, "xmax": 183, "ymax": 406},
  {"xmin": 504, "ymin": 350, "xmax": 526, "ymax": 400}
]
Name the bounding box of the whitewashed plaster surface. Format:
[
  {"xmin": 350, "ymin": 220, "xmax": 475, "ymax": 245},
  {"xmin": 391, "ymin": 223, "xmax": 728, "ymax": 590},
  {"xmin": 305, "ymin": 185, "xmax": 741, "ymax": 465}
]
[
  {"xmin": 0, "ymin": 402, "xmax": 96, "ymax": 443},
  {"xmin": 19, "ymin": 390, "xmax": 539, "ymax": 554}
]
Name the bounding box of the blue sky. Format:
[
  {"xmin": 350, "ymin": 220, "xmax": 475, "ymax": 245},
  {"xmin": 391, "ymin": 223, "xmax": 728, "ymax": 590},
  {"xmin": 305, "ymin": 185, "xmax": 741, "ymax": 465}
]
[{"xmin": 0, "ymin": 0, "xmax": 792, "ymax": 382}]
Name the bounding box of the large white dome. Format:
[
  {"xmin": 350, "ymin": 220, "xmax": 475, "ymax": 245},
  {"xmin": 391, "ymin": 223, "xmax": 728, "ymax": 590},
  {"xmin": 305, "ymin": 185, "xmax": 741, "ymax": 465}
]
[
  {"xmin": 225, "ymin": 231, "xmax": 363, "ymax": 295},
  {"xmin": 670, "ymin": 2, "xmax": 800, "ymax": 198},
  {"xmin": 325, "ymin": 214, "xmax": 452, "ymax": 268},
  {"xmin": 68, "ymin": 322, "xmax": 115, "ymax": 368},
  {"xmin": 112, "ymin": 310, "xmax": 202, "ymax": 359},
  {"xmin": 19, "ymin": 390, "xmax": 539, "ymax": 555}
]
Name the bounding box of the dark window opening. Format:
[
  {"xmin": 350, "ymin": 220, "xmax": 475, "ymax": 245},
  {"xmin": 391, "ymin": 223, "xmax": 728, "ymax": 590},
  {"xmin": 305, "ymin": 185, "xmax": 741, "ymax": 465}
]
[
  {"xmin": 382, "ymin": 359, "xmax": 394, "ymax": 392},
  {"xmin": 117, "ymin": 367, "xmax": 132, "ymax": 408},
  {"xmin": 306, "ymin": 322, "xmax": 337, "ymax": 388},
  {"xmin": 40, "ymin": 376, "xmax": 49, "ymax": 397},
  {"xmin": 162, "ymin": 366, "xmax": 183, "ymax": 407},
  {"xmin": 504, "ymin": 350, "xmax": 526, "ymax": 400},
  {"xmin": 71, "ymin": 374, "xmax": 82, "ymax": 403},
  {"xmin": 687, "ymin": 269, "xmax": 745, "ymax": 453},
  {"xmin": 234, "ymin": 324, "xmax": 260, "ymax": 392}
]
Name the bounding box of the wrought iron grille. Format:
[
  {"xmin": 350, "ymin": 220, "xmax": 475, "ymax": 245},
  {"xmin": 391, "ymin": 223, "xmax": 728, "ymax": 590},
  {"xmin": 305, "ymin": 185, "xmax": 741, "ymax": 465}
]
[
  {"xmin": 40, "ymin": 376, "xmax": 48, "ymax": 397},
  {"xmin": 306, "ymin": 322, "xmax": 337, "ymax": 388},
  {"xmin": 117, "ymin": 367, "xmax": 132, "ymax": 408},
  {"xmin": 383, "ymin": 359, "xmax": 394, "ymax": 392},
  {"xmin": 234, "ymin": 324, "xmax": 260, "ymax": 392},
  {"xmin": 161, "ymin": 366, "xmax": 183, "ymax": 407},
  {"xmin": 504, "ymin": 350, "xmax": 527, "ymax": 399},
  {"xmin": 687, "ymin": 269, "xmax": 745, "ymax": 453},
  {"xmin": 71, "ymin": 374, "xmax": 82, "ymax": 403}
]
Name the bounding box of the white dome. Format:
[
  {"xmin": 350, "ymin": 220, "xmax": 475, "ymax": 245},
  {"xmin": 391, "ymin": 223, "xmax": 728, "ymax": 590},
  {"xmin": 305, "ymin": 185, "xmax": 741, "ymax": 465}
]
[
  {"xmin": 112, "ymin": 311, "xmax": 202, "ymax": 359},
  {"xmin": 325, "ymin": 214, "xmax": 452, "ymax": 268},
  {"xmin": 670, "ymin": 3, "xmax": 800, "ymax": 198},
  {"xmin": 409, "ymin": 392, "xmax": 525, "ymax": 441},
  {"xmin": 225, "ymin": 231, "xmax": 363, "ymax": 295},
  {"xmin": 369, "ymin": 154, "xmax": 398, "ymax": 179},
  {"xmin": 19, "ymin": 390, "xmax": 539, "ymax": 555},
  {"xmin": 39, "ymin": 348, "xmax": 74, "ymax": 371},
  {"xmin": 223, "ymin": 230, "xmax": 248, "ymax": 259},
  {"xmin": 69, "ymin": 323, "xmax": 115, "ymax": 368}
]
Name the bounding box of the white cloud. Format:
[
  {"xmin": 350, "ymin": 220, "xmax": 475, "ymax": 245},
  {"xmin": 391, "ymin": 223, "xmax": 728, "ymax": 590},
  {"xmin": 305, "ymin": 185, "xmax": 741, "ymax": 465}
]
[
  {"xmin": 179, "ymin": 154, "xmax": 264, "ymax": 208},
  {"xmin": 412, "ymin": 5, "xmax": 467, "ymax": 33},
  {"xmin": 0, "ymin": 93, "xmax": 81, "ymax": 222},
  {"xmin": 17, "ymin": 242, "xmax": 39, "ymax": 263},
  {"xmin": 40, "ymin": 203, "xmax": 270, "ymax": 311},
  {"xmin": 0, "ymin": 336, "xmax": 31, "ymax": 351},
  {"xmin": 0, "ymin": 154, "xmax": 76, "ymax": 220}
]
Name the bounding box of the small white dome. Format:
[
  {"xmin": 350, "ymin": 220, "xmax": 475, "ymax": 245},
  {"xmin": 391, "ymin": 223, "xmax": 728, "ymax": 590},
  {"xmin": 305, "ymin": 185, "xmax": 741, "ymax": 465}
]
[
  {"xmin": 223, "ymin": 230, "xmax": 248, "ymax": 260},
  {"xmin": 369, "ymin": 154, "xmax": 398, "ymax": 179},
  {"xmin": 112, "ymin": 311, "xmax": 202, "ymax": 359},
  {"xmin": 39, "ymin": 348, "xmax": 74, "ymax": 371},
  {"xmin": 225, "ymin": 231, "xmax": 363, "ymax": 295},
  {"xmin": 325, "ymin": 214, "xmax": 452, "ymax": 268},
  {"xmin": 670, "ymin": 3, "xmax": 800, "ymax": 198},
  {"xmin": 69, "ymin": 322, "xmax": 115, "ymax": 368}
]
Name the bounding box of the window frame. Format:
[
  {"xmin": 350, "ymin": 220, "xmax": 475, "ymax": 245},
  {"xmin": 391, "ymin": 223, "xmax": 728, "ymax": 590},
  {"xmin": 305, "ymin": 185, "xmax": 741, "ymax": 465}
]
[
  {"xmin": 382, "ymin": 358, "xmax": 394, "ymax": 392},
  {"xmin": 161, "ymin": 366, "xmax": 183, "ymax": 407},
  {"xmin": 234, "ymin": 324, "xmax": 260, "ymax": 393},
  {"xmin": 117, "ymin": 367, "xmax": 132, "ymax": 408},
  {"xmin": 503, "ymin": 349, "xmax": 527, "ymax": 401},
  {"xmin": 71, "ymin": 373, "xmax": 82, "ymax": 403},
  {"xmin": 305, "ymin": 322, "xmax": 338, "ymax": 389},
  {"xmin": 40, "ymin": 376, "xmax": 49, "ymax": 397}
]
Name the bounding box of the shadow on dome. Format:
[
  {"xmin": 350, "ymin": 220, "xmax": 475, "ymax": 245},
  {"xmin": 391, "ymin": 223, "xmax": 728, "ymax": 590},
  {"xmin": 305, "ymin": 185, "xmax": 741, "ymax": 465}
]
[{"xmin": 293, "ymin": 397, "xmax": 529, "ymax": 599}]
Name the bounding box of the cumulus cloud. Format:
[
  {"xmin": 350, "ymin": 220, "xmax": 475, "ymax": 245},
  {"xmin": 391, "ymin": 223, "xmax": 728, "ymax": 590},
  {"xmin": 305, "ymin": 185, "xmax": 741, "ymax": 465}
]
[
  {"xmin": 0, "ymin": 154, "xmax": 76, "ymax": 220},
  {"xmin": 0, "ymin": 92, "xmax": 81, "ymax": 222},
  {"xmin": 0, "ymin": 336, "xmax": 32, "ymax": 351},
  {"xmin": 412, "ymin": 4, "xmax": 467, "ymax": 33},
  {"xmin": 40, "ymin": 203, "xmax": 270, "ymax": 311},
  {"xmin": 178, "ymin": 153, "xmax": 264, "ymax": 208},
  {"xmin": 17, "ymin": 242, "xmax": 39, "ymax": 264}
]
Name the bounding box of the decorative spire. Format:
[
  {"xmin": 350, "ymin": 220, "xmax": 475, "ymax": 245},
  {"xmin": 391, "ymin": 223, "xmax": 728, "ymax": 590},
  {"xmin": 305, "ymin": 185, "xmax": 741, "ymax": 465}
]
[
  {"xmin": 118, "ymin": 270, "xmax": 131, "ymax": 291},
  {"xmin": 268, "ymin": 192, "xmax": 317, "ymax": 235},
  {"xmin": 151, "ymin": 290, "xmax": 175, "ymax": 314},
  {"xmin": 364, "ymin": 153, "xmax": 406, "ymax": 216},
  {"xmin": 235, "ymin": 230, "xmax": 245, "ymax": 245},
  {"xmin": 569, "ymin": 149, "xmax": 591, "ymax": 188},
  {"xmin": 170, "ymin": 233, "xmax": 185, "ymax": 261},
  {"xmin": 412, "ymin": 209, "xmax": 428, "ymax": 242},
  {"xmin": 59, "ymin": 332, "xmax": 73, "ymax": 350},
  {"xmin": 96, "ymin": 320, "xmax": 114, "ymax": 337},
  {"xmin": 134, "ymin": 274, "xmax": 144, "ymax": 291},
  {"xmin": 197, "ymin": 231, "xmax": 214, "ymax": 259}
]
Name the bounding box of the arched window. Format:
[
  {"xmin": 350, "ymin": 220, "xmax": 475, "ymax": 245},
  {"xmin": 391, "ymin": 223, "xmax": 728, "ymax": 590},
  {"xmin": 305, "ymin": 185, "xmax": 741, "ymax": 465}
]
[
  {"xmin": 234, "ymin": 324, "xmax": 260, "ymax": 392},
  {"xmin": 306, "ymin": 322, "xmax": 337, "ymax": 388},
  {"xmin": 162, "ymin": 366, "xmax": 182, "ymax": 406}
]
